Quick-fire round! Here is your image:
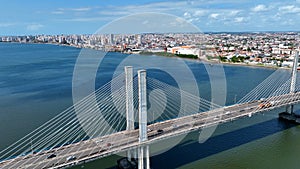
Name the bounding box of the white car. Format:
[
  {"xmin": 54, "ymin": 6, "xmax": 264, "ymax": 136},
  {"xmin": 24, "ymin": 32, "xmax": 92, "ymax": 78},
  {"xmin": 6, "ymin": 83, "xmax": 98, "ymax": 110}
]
[{"xmin": 66, "ymin": 155, "xmax": 76, "ymax": 161}]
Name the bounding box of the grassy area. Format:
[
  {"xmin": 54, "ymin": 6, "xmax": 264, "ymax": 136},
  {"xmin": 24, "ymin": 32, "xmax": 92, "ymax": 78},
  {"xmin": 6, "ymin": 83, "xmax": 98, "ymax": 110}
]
[{"xmin": 139, "ymin": 51, "xmax": 198, "ymax": 59}]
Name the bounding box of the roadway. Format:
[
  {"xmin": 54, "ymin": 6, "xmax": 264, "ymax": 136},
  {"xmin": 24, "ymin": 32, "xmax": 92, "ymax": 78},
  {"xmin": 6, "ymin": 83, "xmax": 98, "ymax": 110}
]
[{"xmin": 1, "ymin": 92, "xmax": 300, "ymax": 169}]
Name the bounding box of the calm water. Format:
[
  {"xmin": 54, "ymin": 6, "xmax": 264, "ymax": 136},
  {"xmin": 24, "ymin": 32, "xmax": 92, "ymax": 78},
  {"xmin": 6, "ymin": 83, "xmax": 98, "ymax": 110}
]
[{"xmin": 0, "ymin": 43, "xmax": 299, "ymax": 169}]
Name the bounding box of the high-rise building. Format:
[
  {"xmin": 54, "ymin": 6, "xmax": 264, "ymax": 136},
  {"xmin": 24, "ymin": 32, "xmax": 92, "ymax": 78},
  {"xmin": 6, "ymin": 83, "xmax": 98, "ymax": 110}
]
[
  {"xmin": 138, "ymin": 34, "xmax": 142, "ymax": 45},
  {"xmin": 109, "ymin": 34, "xmax": 114, "ymax": 45}
]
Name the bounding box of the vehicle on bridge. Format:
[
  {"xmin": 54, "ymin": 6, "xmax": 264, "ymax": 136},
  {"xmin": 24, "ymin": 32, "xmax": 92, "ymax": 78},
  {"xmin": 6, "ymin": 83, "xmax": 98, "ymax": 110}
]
[
  {"xmin": 258, "ymin": 101, "xmax": 275, "ymax": 109},
  {"xmin": 47, "ymin": 154, "xmax": 56, "ymax": 159},
  {"xmin": 157, "ymin": 129, "xmax": 164, "ymax": 134},
  {"xmin": 66, "ymin": 155, "xmax": 76, "ymax": 162}
]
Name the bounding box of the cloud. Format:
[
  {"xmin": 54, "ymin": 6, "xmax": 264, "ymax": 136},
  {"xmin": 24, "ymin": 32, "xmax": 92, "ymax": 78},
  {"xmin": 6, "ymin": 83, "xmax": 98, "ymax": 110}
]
[
  {"xmin": 279, "ymin": 5, "xmax": 300, "ymax": 14},
  {"xmin": 229, "ymin": 10, "xmax": 241, "ymax": 16},
  {"xmin": 251, "ymin": 4, "xmax": 269, "ymax": 12},
  {"xmin": 52, "ymin": 11, "xmax": 64, "ymax": 15},
  {"xmin": 0, "ymin": 23, "xmax": 15, "ymax": 27},
  {"xmin": 98, "ymin": 11, "xmax": 130, "ymax": 16},
  {"xmin": 49, "ymin": 0, "xmax": 300, "ymax": 32},
  {"xmin": 53, "ymin": 7, "xmax": 91, "ymax": 14},
  {"xmin": 193, "ymin": 10, "xmax": 207, "ymax": 17},
  {"xmin": 59, "ymin": 17, "xmax": 114, "ymax": 22},
  {"xmin": 70, "ymin": 8, "xmax": 91, "ymax": 12},
  {"xmin": 234, "ymin": 17, "xmax": 247, "ymax": 23},
  {"xmin": 183, "ymin": 10, "xmax": 207, "ymax": 23},
  {"xmin": 209, "ymin": 13, "xmax": 220, "ymax": 19},
  {"xmin": 26, "ymin": 24, "xmax": 44, "ymax": 31},
  {"xmin": 183, "ymin": 12, "xmax": 192, "ymax": 18}
]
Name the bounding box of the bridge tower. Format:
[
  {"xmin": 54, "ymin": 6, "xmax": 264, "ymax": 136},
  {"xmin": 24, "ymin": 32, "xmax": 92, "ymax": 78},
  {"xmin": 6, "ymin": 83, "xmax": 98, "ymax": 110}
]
[
  {"xmin": 125, "ymin": 67, "xmax": 150, "ymax": 169},
  {"xmin": 125, "ymin": 66, "xmax": 136, "ymax": 160},
  {"xmin": 137, "ymin": 70, "xmax": 150, "ymax": 169},
  {"xmin": 279, "ymin": 49, "xmax": 299, "ymax": 122},
  {"xmin": 287, "ymin": 50, "xmax": 299, "ymax": 114}
]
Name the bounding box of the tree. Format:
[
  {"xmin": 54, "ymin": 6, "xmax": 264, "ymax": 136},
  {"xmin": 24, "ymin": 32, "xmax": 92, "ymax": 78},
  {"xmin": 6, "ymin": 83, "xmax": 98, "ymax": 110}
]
[
  {"xmin": 231, "ymin": 56, "xmax": 239, "ymax": 63},
  {"xmin": 219, "ymin": 56, "xmax": 227, "ymax": 62}
]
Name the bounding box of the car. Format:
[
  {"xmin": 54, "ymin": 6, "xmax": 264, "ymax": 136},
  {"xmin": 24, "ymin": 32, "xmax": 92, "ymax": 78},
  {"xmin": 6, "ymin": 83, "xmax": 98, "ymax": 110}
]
[
  {"xmin": 96, "ymin": 139, "xmax": 103, "ymax": 143},
  {"xmin": 147, "ymin": 128, "xmax": 153, "ymax": 132},
  {"xmin": 157, "ymin": 129, "xmax": 164, "ymax": 133},
  {"xmin": 47, "ymin": 154, "xmax": 56, "ymax": 159},
  {"xmin": 225, "ymin": 111, "xmax": 231, "ymax": 115},
  {"xmin": 259, "ymin": 98, "xmax": 266, "ymax": 102},
  {"xmin": 66, "ymin": 155, "xmax": 76, "ymax": 161}
]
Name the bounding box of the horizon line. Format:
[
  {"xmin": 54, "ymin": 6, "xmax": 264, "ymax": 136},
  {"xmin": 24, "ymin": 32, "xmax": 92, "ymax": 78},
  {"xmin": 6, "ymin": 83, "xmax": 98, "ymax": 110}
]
[{"xmin": 1, "ymin": 30, "xmax": 300, "ymax": 37}]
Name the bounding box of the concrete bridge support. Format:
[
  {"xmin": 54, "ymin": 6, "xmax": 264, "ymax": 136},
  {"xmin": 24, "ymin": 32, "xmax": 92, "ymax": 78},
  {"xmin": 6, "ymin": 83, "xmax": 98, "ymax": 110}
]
[
  {"xmin": 280, "ymin": 50, "xmax": 300, "ymax": 123},
  {"xmin": 287, "ymin": 50, "xmax": 299, "ymax": 114},
  {"xmin": 125, "ymin": 66, "xmax": 135, "ymax": 160},
  {"xmin": 125, "ymin": 67, "xmax": 150, "ymax": 168},
  {"xmin": 137, "ymin": 70, "xmax": 150, "ymax": 169}
]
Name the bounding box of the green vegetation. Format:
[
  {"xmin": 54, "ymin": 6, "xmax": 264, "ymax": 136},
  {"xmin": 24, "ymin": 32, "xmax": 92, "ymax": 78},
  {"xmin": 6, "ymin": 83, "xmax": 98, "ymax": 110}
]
[
  {"xmin": 231, "ymin": 56, "xmax": 239, "ymax": 63},
  {"xmin": 206, "ymin": 56, "xmax": 213, "ymax": 60},
  {"xmin": 229, "ymin": 56, "xmax": 248, "ymax": 63},
  {"xmin": 139, "ymin": 51, "xmax": 198, "ymax": 59},
  {"xmin": 139, "ymin": 51, "xmax": 176, "ymax": 57},
  {"xmin": 219, "ymin": 56, "xmax": 228, "ymax": 62},
  {"xmin": 176, "ymin": 53, "xmax": 198, "ymax": 59}
]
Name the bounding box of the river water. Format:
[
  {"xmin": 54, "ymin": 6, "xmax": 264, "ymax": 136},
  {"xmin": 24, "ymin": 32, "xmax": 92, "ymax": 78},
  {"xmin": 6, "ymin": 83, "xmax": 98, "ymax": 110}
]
[{"xmin": 0, "ymin": 43, "xmax": 299, "ymax": 169}]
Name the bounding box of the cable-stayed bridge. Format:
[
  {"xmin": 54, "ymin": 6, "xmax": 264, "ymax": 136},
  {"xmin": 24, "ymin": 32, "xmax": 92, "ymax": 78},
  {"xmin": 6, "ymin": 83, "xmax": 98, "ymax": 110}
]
[{"xmin": 1, "ymin": 52, "xmax": 300, "ymax": 169}]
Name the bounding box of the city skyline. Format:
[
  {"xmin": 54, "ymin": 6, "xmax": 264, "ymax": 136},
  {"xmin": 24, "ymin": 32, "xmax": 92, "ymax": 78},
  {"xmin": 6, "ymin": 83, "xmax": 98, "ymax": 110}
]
[{"xmin": 0, "ymin": 0, "xmax": 300, "ymax": 35}]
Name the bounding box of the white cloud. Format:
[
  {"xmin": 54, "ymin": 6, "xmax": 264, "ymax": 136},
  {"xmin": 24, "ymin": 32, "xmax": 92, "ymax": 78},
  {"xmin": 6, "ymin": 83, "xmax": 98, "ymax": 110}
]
[
  {"xmin": 98, "ymin": 11, "xmax": 130, "ymax": 16},
  {"xmin": 234, "ymin": 17, "xmax": 247, "ymax": 23},
  {"xmin": 210, "ymin": 13, "xmax": 220, "ymax": 19},
  {"xmin": 251, "ymin": 4, "xmax": 269, "ymax": 12},
  {"xmin": 52, "ymin": 11, "xmax": 64, "ymax": 15},
  {"xmin": 193, "ymin": 10, "xmax": 207, "ymax": 17},
  {"xmin": 183, "ymin": 12, "xmax": 192, "ymax": 18},
  {"xmin": 59, "ymin": 17, "xmax": 114, "ymax": 22},
  {"xmin": 26, "ymin": 24, "xmax": 44, "ymax": 31},
  {"xmin": 183, "ymin": 10, "xmax": 206, "ymax": 23},
  {"xmin": 53, "ymin": 7, "xmax": 91, "ymax": 13},
  {"xmin": 0, "ymin": 23, "xmax": 15, "ymax": 27},
  {"xmin": 71, "ymin": 8, "xmax": 91, "ymax": 12},
  {"xmin": 228, "ymin": 10, "xmax": 241, "ymax": 16},
  {"xmin": 279, "ymin": 5, "xmax": 300, "ymax": 13}
]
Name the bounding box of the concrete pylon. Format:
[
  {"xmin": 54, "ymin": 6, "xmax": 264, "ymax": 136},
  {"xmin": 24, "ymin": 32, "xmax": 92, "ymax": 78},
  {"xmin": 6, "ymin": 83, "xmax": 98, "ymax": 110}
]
[
  {"xmin": 125, "ymin": 66, "xmax": 135, "ymax": 160},
  {"xmin": 287, "ymin": 50, "xmax": 299, "ymax": 114},
  {"xmin": 137, "ymin": 70, "xmax": 150, "ymax": 169},
  {"xmin": 290, "ymin": 50, "xmax": 299, "ymax": 94},
  {"xmin": 125, "ymin": 66, "xmax": 135, "ymax": 131},
  {"xmin": 138, "ymin": 70, "xmax": 148, "ymax": 142}
]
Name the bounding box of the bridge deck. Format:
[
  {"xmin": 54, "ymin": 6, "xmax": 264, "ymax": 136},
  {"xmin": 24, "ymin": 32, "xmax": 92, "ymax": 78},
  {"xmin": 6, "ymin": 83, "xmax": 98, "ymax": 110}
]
[{"xmin": 1, "ymin": 92, "xmax": 299, "ymax": 169}]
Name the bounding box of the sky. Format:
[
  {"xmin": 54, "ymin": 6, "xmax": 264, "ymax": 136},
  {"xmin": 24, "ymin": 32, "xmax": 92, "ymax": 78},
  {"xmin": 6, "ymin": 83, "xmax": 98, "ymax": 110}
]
[{"xmin": 0, "ymin": 0, "xmax": 300, "ymax": 35}]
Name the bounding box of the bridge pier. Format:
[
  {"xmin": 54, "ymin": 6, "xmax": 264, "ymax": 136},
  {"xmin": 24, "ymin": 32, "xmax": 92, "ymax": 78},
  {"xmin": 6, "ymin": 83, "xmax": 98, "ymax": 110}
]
[
  {"xmin": 137, "ymin": 70, "xmax": 150, "ymax": 169},
  {"xmin": 279, "ymin": 50, "xmax": 300, "ymax": 123}
]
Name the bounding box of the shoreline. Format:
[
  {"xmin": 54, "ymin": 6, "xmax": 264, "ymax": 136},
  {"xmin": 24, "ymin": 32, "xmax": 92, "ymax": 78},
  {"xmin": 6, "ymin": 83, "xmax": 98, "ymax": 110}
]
[
  {"xmin": 0, "ymin": 41, "xmax": 291, "ymax": 71},
  {"xmin": 202, "ymin": 59, "xmax": 289, "ymax": 70},
  {"xmin": 138, "ymin": 52, "xmax": 290, "ymax": 71}
]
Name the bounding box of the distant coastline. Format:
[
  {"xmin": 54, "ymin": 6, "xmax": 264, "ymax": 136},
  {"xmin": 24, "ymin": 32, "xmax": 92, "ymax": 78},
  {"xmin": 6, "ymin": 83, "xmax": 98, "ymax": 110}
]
[
  {"xmin": 0, "ymin": 41, "xmax": 291, "ymax": 71},
  {"xmin": 136, "ymin": 50, "xmax": 289, "ymax": 70}
]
